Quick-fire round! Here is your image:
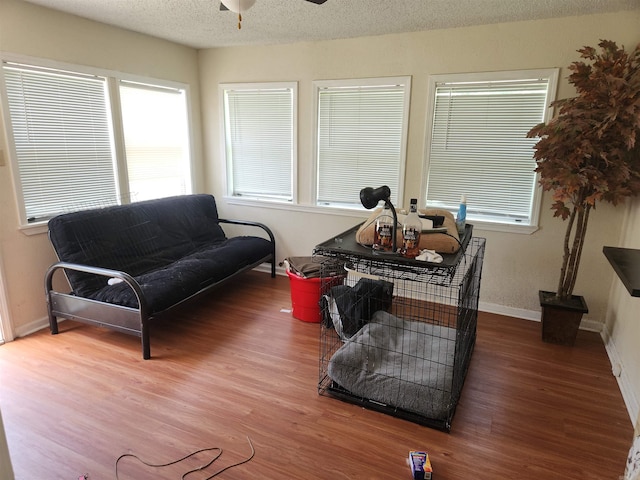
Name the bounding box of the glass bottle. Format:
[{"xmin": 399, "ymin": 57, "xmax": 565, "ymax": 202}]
[
  {"xmin": 455, "ymin": 194, "xmax": 467, "ymax": 236},
  {"xmin": 373, "ymin": 205, "xmax": 394, "ymax": 251},
  {"xmin": 401, "ymin": 198, "xmax": 421, "ymax": 258}
]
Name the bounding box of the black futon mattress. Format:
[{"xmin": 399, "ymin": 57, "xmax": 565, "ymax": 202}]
[{"xmin": 48, "ymin": 195, "xmax": 273, "ymax": 313}]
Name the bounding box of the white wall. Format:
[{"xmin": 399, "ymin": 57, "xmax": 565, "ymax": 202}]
[
  {"xmin": 605, "ymin": 196, "xmax": 640, "ymax": 425},
  {"xmin": 0, "ymin": 0, "xmax": 202, "ymax": 335},
  {"xmin": 199, "ymin": 11, "xmax": 640, "ymax": 326}
]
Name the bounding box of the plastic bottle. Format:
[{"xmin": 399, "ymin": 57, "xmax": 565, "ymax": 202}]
[
  {"xmin": 455, "ymin": 195, "xmax": 467, "ymax": 236},
  {"xmin": 373, "ymin": 205, "xmax": 394, "ymax": 251},
  {"xmin": 402, "ymin": 198, "xmax": 421, "ymax": 258}
]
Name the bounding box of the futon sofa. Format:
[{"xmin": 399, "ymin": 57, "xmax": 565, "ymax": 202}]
[{"xmin": 45, "ymin": 194, "xmax": 276, "ymax": 359}]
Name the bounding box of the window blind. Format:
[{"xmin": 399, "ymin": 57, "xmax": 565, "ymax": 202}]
[
  {"xmin": 426, "ymin": 79, "xmax": 550, "ymax": 224},
  {"xmin": 119, "ymin": 81, "xmax": 191, "ymax": 202},
  {"xmin": 3, "ymin": 63, "xmax": 117, "ymax": 221},
  {"xmin": 224, "ymin": 87, "xmax": 293, "ymax": 200},
  {"xmin": 316, "ymin": 84, "xmax": 407, "ymax": 207}
]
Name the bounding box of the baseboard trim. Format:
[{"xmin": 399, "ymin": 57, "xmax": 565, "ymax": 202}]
[
  {"xmin": 602, "ymin": 326, "xmax": 639, "ymax": 427},
  {"xmin": 14, "ymin": 316, "xmax": 50, "ymax": 338},
  {"xmin": 478, "ymin": 301, "xmax": 603, "ymax": 332},
  {"xmin": 479, "ymin": 301, "xmax": 540, "ymax": 322}
]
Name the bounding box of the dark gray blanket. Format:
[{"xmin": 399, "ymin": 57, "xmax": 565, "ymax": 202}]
[{"xmin": 328, "ymin": 310, "xmax": 456, "ymax": 419}]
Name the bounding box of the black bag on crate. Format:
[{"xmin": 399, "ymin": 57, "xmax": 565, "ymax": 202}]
[{"xmin": 323, "ymin": 278, "xmax": 394, "ymax": 339}]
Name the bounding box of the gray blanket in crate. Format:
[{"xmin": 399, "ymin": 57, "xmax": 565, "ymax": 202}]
[{"xmin": 328, "ymin": 310, "xmax": 456, "ymax": 419}]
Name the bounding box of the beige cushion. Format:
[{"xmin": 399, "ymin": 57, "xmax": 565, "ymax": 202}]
[{"xmin": 355, "ymin": 208, "xmax": 461, "ymax": 254}]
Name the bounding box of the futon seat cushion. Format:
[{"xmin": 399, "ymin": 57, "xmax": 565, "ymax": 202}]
[{"xmin": 88, "ymin": 236, "xmax": 273, "ymax": 311}]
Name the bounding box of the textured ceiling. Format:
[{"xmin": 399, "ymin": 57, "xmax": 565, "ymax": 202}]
[{"xmin": 21, "ymin": 0, "xmax": 640, "ymax": 49}]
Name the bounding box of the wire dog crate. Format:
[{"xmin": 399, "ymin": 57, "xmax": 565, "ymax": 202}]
[{"xmin": 315, "ymin": 226, "xmax": 485, "ymax": 432}]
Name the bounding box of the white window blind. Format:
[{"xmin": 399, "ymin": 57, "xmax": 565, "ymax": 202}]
[
  {"xmin": 2, "ymin": 60, "xmax": 194, "ymax": 225},
  {"xmin": 316, "ymin": 78, "xmax": 410, "ymax": 208},
  {"xmin": 119, "ymin": 81, "xmax": 191, "ymax": 201},
  {"xmin": 3, "ymin": 63, "xmax": 117, "ymax": 221},
  {"xmin": 223, "ymin": 85, "xmax": 294, "ymax": 200},
  {"xmin": 426, "ymin": 72, "xmax": 557, "ymax": 226}
]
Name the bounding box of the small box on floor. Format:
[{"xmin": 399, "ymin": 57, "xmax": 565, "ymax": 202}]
[{"xmin": 409, "ymin": 451, "xmax": 432, "ymax": 480}]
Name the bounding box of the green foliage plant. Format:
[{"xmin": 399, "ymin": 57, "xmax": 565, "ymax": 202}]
[{"xmin": 528, "ymin": 40, "xmax": 640, "ymax": 301}]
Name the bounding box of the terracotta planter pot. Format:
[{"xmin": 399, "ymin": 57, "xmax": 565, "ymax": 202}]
[{"xmin": 539, "ymin": 290, "xmax": 589, "ymax": 346}]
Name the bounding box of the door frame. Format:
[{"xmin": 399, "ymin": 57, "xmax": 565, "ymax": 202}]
[{"xmin": 0, "ymin": 253, "xmax": 13, "ymax": 343}]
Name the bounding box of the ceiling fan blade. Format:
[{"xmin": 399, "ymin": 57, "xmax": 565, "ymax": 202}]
[{"xmin": 221, "ymin": 0, "xmax": 326, "ymax": 10}]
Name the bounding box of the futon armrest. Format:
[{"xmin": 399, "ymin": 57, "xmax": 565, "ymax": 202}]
[
  {"xmin": 44, "ymin": 261, "xmax": 150, "ymax": 315},
  {"xmin": 218, "ymin": 218, "xmax": 275, "ymax": 244},
  {"xmin": 218, "ymin": 218, "xmax": 276, "ymax": 278}
]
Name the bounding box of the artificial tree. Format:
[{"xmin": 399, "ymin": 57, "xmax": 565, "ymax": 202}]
[{"xmin": 528, "ymin": 40, "xmax": 640, "ymax": 306}]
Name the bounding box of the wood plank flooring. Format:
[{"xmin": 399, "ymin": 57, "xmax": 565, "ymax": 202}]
[{"xmin": 0, "ymin": 271, "xmax": 633, "ymax": 479}]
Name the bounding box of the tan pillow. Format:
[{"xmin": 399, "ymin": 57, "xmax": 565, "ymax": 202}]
[{"xmin": 355, "ymin": 208, "xmax": 461, "ymax": 254}]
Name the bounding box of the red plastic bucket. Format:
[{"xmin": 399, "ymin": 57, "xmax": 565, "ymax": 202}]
[{"xmin": 286, "ymin": 270, "xmax": 343, "ymax": 323}]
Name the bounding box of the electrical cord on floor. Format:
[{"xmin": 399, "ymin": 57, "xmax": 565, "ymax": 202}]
[{"xmin": 113, "ymin": 436, "xmax": 255, "ymax": 480}]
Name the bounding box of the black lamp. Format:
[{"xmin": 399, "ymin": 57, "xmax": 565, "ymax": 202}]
[{"xmin": 359, "ymin": 185, "xmax": 398, "ymax": 253}]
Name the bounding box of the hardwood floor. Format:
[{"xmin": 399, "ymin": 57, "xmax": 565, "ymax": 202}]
[{"xmin": 0, "ymin": 271, "xmax": 632, "ymax": 479}]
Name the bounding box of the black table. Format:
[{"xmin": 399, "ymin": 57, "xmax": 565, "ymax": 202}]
[
  {"xmin": 603, "ymin": 246, "xmax": 640, "ymax": 297},
  {"xmin": 314, "ymin": 223, "xmax": 474, "ymax": 270}
]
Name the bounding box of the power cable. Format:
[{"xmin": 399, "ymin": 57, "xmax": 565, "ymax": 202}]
[{"xmin": 113, "ymin": 436, "xmax": 255, "ymax": 480}]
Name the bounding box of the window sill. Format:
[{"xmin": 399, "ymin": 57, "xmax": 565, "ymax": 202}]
[
  {"xmin": 223, "ymin": 196, "xmax": 369, "ymax": 219},
  {"xmin": 467, "ymin": 219, "xmax": 539, "ymax": 235},
  {"xmin": 19, "ymin": 222, "xmax": 48, "ymax": 236},
  {"xmin": 223, "ymin": 196, "xmax": 540, "ymax": 233}
]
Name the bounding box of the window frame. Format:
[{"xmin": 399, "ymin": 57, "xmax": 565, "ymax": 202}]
[
  {"xmin": 312, "ymin": 76, "xmax": 411, "ymax": 210},
  {"xmin": 421, "ymin": 68, "xmax": 559, "ymax": 234},
  {"xmin": 219, "ymin": 81, "xmax": 298, "ymax": 204},
  {"xmin": 117, "ymin": 79, "xmax": 193, "ymax": 203},
  {"xmin": 0, "ymin": 53, "xmax": 195, "ymax": 232}
]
